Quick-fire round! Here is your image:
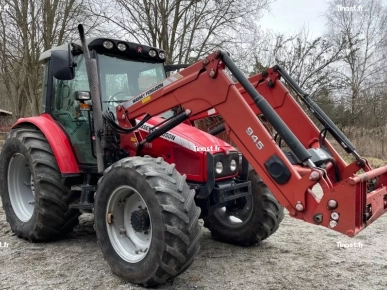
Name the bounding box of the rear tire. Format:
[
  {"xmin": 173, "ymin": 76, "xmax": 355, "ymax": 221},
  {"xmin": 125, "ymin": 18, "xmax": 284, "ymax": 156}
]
[
  {"xmin": 0, "ymin": 128, "xmax": 80, "ymax": 242},
  {"xmin": 94, "ymin": 156, "xmax": 202, "ymax": 286},
  {"xmin": 203, "ymin": 168, "xmax": 284, "ymax": 246}
]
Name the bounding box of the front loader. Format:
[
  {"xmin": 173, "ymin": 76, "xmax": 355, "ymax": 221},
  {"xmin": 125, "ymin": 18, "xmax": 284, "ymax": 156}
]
[
  {"xmin": 1, "ymin": 24, "xmax": 387, "ymax": 287},
  {"xmin": 118, "ymin": 47, "xmax": 387, "ymax": 238}
]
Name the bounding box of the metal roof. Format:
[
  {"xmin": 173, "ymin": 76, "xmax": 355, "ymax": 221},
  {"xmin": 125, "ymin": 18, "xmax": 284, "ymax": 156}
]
[{"xmin": 39, "ymin": 38, "xmax": 100, "ymax": 62}]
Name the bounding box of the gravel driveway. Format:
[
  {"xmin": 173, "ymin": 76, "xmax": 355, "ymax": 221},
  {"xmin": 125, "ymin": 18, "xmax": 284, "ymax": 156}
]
[{"xmin": 1, "ymin": 188, "xmax": 387, "ymax": 290}]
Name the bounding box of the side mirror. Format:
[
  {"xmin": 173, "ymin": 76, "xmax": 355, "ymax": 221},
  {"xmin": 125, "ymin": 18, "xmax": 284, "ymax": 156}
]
[
  {"xmin": 74, "ymin": 91, "xmax": 91, "ymax": 101},
  {"xmin": 51, "ymin": 46, "xmax": 75, "ymax": 80}
]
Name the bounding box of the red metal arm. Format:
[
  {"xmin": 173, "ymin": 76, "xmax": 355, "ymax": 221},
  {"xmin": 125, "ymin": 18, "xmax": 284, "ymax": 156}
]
[
  {"xmin": 189, "ymin": 68, "xmax": 375, "ymax": 182},
  {"xmin": 118, "ymin": 51, "xmax": 387, "ymax": 237}
]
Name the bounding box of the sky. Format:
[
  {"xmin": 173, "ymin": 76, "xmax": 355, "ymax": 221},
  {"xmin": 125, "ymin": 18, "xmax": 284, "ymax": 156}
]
[{"xmin": 260, "ymin": 0, "xmax": 329, "ymax": 37}]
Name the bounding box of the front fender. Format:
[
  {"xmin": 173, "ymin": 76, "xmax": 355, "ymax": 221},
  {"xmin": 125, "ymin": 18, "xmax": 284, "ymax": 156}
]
[{"xmin": 13, "ymin": 113, "xmax": 80, "ymax": 174}]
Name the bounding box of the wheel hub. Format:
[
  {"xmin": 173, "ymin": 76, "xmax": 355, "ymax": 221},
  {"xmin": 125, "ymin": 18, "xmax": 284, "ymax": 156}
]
[
  {"xmin": 130, "ymin": 209, "xmax": 150, "ymax": 232},
  {"xmin": 106, "ymin": 186, "xmax": 152, "ymax": 263},
  {"xmin": 7, "ymin": 153, "xmax": 35, "ymax": 222}
]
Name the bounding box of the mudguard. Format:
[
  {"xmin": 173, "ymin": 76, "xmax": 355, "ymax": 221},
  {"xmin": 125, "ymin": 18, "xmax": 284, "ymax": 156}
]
[{"xmin": 13, "ymin": 113, "xmax": 80, "ymax": 174}]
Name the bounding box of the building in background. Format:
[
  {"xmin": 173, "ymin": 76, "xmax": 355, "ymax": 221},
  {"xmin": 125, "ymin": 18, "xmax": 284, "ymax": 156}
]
[{"xmin": 0, "ymin": 109, "xmax": 12, "ymax": 132}]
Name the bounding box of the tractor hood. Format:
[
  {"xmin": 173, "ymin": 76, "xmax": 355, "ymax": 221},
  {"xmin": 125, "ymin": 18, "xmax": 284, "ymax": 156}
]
[{"xmin": 136, "ymin": 116, "xmax": 236, "ymax": 154}]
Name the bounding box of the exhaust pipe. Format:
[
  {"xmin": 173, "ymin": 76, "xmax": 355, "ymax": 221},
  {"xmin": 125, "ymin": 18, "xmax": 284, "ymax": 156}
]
[{"xmin": 78, "ymin": 24, "xmax": 105, "ymax": 173}]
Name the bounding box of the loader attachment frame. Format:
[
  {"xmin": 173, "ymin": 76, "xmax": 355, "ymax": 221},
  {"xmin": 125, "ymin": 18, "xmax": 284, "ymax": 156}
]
[{"xmin": 116, "ymin": 50, "xmax": 387, "ymax": 237}]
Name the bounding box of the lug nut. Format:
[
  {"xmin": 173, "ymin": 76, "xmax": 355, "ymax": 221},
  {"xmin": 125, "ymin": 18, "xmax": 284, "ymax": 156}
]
[
  {"xmin": 329, "ymin": 220, "xmax": 338, "ymax": 228},
  {"xmin": 330, "ymin": 212, "xmax": 339, "ymax": 220},
  {"xmin": 295, "ymin": 202, "xmax": 304, "ymax": 212},
  {"xmin": 327, "ymin": 199, "xmax": 338, "ymax": 209}
]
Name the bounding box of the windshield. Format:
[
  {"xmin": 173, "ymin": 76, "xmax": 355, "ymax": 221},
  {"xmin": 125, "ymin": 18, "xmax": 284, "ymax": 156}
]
[{"xmin": 98, "ymin": 54, "xmax": 166, "ymax": 112}]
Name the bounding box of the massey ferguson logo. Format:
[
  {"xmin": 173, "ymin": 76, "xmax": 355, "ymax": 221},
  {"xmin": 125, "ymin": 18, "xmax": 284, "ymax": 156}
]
[
  {"xmin": 132, "ymin": 83, "xmax": 164, "ymax": 104},
  {"xmin": 140, "ymin": 124, "xmax": 176, "ymax": 141}
]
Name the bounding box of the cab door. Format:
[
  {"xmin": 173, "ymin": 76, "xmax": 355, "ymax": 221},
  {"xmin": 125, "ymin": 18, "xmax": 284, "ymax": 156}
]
[{"xmin": 51, "ymin": 55, "xmax": 96, "ymax": 165}]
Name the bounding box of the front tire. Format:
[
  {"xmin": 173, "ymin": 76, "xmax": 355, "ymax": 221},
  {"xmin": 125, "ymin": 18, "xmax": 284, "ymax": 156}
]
[
  {"xmin": 203, "ymin": 168, "xmax": 284, "ymax": 246},
  {"xmin": 94, "ymin": 156, "xmax": 202, "ymax": 286},
  {"xmin": 0, "ymin": 127, "xmax": 80, "ymax": 242}
]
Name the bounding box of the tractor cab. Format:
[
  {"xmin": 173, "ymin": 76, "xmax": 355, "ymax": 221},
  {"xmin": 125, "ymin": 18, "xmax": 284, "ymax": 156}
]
[{"xmin": 39, "ymin": 38, "xmax": 171, "ymax": 164}]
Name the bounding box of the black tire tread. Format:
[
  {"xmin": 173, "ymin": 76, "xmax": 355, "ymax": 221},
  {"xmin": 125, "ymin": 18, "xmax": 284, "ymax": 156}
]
[
  {"xmin": 96, "ymin": 156, "xmax": 202, "ymax": 286},
  {"xmin": 0, "ymin": 127, "xmax": 80, "ymax": 242},
  {"xmin": 203, "ymin": 169, "xmax": 284, "ymax": 246}
]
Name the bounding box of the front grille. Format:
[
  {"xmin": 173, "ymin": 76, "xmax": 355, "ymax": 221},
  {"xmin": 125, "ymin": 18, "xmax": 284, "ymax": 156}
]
[{"xmin": 174, "ymin": 148, "xmax": 201, "ymax": 176}]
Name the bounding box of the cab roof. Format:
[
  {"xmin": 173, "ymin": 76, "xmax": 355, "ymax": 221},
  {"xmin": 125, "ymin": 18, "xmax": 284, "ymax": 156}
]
[{"xmin": 39, "ymin": 38, "xmax": 166, "ymax": 63}]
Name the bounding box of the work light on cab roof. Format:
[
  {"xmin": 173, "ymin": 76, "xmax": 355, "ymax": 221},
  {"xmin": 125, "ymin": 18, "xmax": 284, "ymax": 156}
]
[
  {"xmin": 117, "ymin": 43, "xmax": 126, "ymax": 51},
  {"xmin": 102, "ymin": 40, "xmax": 113, "ymax": 49},
  {"xmin": 158, "ymin": 51, "xmax": 166, "ymax": 59}
]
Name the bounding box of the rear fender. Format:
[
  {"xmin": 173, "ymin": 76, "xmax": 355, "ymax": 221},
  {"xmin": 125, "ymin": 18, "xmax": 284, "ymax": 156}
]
[{"xmin": 12, "ymin": 114, "xmax": 80, "ymax": 174}]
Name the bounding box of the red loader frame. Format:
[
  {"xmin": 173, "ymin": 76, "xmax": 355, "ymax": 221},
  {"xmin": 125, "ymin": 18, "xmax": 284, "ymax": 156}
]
[{"xmin": 117, "ymin": 51, "xmax": 387, "ymax": 237}]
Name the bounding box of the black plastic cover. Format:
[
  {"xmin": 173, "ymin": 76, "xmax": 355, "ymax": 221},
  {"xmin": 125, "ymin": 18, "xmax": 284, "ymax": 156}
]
[{"xmin": 264, "ymin": 154, "xmax": 291, "ymax": 184}]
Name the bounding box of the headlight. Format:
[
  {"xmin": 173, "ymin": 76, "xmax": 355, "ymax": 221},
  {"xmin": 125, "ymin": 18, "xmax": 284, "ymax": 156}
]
[
  {"xmin": 149, "ymin": 49, "xmax": 157, "ymax": 57},
  {"xmin": 230, "ymin": 159, "xmax": 237, "ymax": 171},
  {"xmin": 159, "ymin": 51, "xmax": 166, "ymax": 59},
  {"xmin": 215, "ymin": 161, "xmax": 223, "ymax": 174},
  {"xmin": 117, "ymin": 43, "xmax": 127, "ymax": 51},
  {"xmin": 103, "ymin": 40, "xmax": 114, "ymax": 49}
]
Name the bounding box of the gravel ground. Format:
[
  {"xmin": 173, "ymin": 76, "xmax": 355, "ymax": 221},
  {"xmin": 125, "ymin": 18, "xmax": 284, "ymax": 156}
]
[{"xmin": 1, "ymin": 188, "xmax": 387, "ymax": 290}]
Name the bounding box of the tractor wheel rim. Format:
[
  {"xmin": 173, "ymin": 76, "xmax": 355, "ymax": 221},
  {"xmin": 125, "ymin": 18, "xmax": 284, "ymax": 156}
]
[
  {"xmin": 213, "ymin": 195, "xmax": 253, "ymax": 227},
  {"xmin": 7, "ymin": 153, "xmax": 35, "ymax": 222},
  {"xmin": 106, "ymin": 185, "xmax": 152, "ymax": 263}
]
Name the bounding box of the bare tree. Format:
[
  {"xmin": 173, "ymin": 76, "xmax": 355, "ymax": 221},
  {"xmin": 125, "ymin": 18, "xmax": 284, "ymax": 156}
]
[
  {"xmin": 271, "ymin": 28, "xmax": 347, "ymax": 96},
  {"xmin": 325, "ymin": 0, "xmax": 387, "ymax": 120},
  {"xmin": 0, "ymin": 0, "xmax": 101, "ymax": 117},
  {"xmin": 90, "ymin": 0, "xmax": 272, "ymax": 64},
  {"xmin": 239, "ymin": 26, "xmax": 347, "ymax": 102}
]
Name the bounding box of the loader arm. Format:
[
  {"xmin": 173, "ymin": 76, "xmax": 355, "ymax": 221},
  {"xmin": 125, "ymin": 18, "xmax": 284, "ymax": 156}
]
[
  {"xmin": 189, "ymin": 67, "xmax": 373, "ymax": 181},
  {"xmin": 119, "ymin": 51, "xmax": 387, "ymax": 237}
]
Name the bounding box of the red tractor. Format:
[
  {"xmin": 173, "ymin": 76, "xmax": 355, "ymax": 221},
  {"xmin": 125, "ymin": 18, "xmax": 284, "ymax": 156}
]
[{"xmin": 1, "ymin": 25, "xmax": 387, "ymax": 286}]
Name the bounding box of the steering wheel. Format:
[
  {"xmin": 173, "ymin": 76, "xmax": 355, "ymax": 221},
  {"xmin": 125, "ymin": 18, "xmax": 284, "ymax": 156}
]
[{"xmin": 107, "ymin": 91, "xmax": 132, "ymax": 107}]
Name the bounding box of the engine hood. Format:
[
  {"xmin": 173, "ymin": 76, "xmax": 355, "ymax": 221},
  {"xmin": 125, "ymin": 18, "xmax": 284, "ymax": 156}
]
[{"xmin": 137, "ymin": 116, "xmax": 236, "ymax": 154}]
